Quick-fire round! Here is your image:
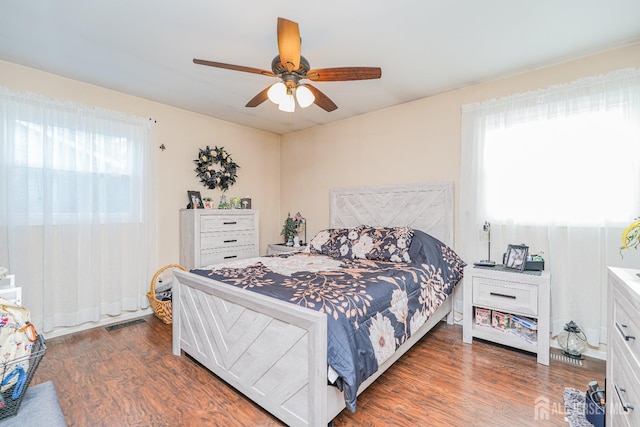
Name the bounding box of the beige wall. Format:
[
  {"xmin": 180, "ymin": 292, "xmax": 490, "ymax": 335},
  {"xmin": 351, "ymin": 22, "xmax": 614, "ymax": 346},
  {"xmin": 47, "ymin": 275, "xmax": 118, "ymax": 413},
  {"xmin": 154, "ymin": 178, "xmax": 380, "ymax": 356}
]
[
  {"xmin": 280, "ymin": 42, "xmax": 640, "ymax": 242},
  {"xmin": 0, "ymin": 60, "xmax": 282, "ymax": 266},
  {"xmin": 2, "ymin": 41, "xmax": 639, "ymax": 262}
]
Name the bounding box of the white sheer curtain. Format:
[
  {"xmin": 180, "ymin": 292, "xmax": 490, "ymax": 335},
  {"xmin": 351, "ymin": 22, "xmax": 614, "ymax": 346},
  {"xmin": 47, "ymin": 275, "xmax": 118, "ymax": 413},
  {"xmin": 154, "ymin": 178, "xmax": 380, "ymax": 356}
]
[
  {"xmin": 0, "ymin": 87, "xmax": 157, "ymax": 333},
  {"xmin": 459, "ymin": 68, "xmax": 640, "ymax": 347}
]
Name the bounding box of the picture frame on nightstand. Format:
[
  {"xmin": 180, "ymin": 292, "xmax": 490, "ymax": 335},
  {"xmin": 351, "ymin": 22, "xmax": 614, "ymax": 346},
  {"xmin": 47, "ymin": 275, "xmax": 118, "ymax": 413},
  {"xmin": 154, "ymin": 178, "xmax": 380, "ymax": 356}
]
[{"xmin": 504, "ymin": 244, "xmax": 528, "ymax": 270}]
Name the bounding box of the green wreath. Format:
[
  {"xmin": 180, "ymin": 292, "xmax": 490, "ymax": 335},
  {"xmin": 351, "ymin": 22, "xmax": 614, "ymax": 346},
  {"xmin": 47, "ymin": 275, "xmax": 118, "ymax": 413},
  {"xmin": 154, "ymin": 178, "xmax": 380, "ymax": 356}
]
[{"xmin": 194, "ymin": 146, "xmax": 239, "ymax": 191}]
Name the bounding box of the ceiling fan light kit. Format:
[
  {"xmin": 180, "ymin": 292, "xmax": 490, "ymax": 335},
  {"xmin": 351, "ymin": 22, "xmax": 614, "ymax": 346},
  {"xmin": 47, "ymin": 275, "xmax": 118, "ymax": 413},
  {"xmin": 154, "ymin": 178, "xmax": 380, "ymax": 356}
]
[
  {"xmin": 193, "ymin": 17, "xmax": 381, "ymax": 113},
  {"xmin": 266, "ymin": 81, "xmax": 314, "ymax": 112},
  {"xmin": 267, "ymin": 82, "xmax": 287, "ymax": 104},
  {"xmin": 278, "ymin": 92, "xmax": 296, "ymax": 112},
  {"xmin": 295, "ymin": 85, "xmax": 315, "ymax": 108}
]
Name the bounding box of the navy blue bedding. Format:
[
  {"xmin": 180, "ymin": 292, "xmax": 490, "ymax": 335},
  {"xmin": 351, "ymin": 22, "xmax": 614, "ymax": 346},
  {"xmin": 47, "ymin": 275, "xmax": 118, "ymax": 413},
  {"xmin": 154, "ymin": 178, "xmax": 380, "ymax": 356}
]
[{"xmin": 191, "ymin": 230, "xmax": 465, "ymax": 412}]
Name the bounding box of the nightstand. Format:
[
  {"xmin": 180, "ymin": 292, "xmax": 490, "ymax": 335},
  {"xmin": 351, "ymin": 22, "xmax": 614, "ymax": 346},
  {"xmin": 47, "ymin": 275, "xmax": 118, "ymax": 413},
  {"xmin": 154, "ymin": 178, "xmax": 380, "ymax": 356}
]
[
  {"xmin": 463, "ymin": 265, "xmax": 550, "ymax": 365},
  {"xmin": 267, "ymin": 243, "xmax": 306, "ymax": 255}
]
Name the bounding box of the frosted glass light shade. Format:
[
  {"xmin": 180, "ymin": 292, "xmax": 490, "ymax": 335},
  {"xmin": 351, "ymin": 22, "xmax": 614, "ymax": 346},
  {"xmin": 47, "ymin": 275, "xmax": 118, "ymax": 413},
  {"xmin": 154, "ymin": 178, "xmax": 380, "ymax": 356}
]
[
  {"xmin": 278, "ymin": 94, "xmax": 295, "ymax": 112},
  {"xmin": 267, "ymin": 82, "xmax": 287, "ymax": 105},
  {"xmin": 296, "ymin": 85, "xmax": 315, "ymax": 108}
]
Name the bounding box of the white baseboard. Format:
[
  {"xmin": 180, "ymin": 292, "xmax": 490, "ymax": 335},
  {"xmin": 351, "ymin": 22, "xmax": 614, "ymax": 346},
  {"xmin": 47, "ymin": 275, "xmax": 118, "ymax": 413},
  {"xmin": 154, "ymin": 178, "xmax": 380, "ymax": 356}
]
[{"xmin": 42, "ymin": 308, "xmax": 153, "ymax": 339}]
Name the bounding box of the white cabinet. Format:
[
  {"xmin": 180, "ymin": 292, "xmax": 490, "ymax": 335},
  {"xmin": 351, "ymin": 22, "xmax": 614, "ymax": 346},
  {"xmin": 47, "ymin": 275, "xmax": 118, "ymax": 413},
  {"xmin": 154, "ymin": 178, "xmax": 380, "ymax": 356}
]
[
  {"xmin": 179, "ymin": 209, "xmax": 259, "ymax": 270},
  {"xmin": 607, "ymin": 267, "xmax": 640, "ymax": 427},
  {"xmin": 463, "ymin": 265, "xmax": 550, "ymax": 365}
]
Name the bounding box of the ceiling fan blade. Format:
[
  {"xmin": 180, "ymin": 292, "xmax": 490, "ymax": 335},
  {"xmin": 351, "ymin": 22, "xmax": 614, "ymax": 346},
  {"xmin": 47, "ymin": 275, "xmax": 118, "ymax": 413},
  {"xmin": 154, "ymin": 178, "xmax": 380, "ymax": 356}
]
[
  {"xmin": 306, "ymin": 84, "xmax": 338, "ymax": 112},
  {"xmin": 193, "ymin": 58, "xmax": 275, "ymax": 77},
  {"xmin": 277, "ymin": 18, "xmax": 301, "ymax": 73},
  {"xmin": 306, "ymin": 67, "xmax": 382, "ymax": 81},
  {"xmin": 245, "ymin": 86, "xmax": 271, "ymax": 108}
]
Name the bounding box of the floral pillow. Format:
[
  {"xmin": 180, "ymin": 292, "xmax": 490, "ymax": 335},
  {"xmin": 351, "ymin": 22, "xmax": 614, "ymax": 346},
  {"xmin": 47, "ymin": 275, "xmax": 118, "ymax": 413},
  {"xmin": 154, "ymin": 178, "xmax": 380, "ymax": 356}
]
[
  {"xmin": 351, "ymin": 226, "xmax": 414, "ymax": 263},
  {"xmin": 307, "ymin": 225, "xmax": 414, "ymax": 263},
  {"xmin": 307, "ymin": 226, "xmax": 364, "ymax": 258}
]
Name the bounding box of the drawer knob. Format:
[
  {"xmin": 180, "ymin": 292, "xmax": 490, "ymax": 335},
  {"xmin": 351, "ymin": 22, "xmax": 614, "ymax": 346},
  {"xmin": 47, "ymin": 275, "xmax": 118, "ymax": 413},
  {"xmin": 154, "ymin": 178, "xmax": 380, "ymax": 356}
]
[
  {"xmin": 615, "ymin": 384, "xmax": 635, "ymax": 412},
  {"xmin": 223, "ymin": 221, "xmax": 237, "ymax": 225},
  {"xmin": 489, "ymin": 292, "xmax": 516, "ymax": 299},
  {"xmin": 223, "ymin": 239, "xmax": 238, "ymax": 243},
  {"xmin": 615, "ymin": 321, "xmax": 636, "ymax": 341},
  {"xmin": 223, "ymin": 255, "xmax": 238, "ymax": 260}
]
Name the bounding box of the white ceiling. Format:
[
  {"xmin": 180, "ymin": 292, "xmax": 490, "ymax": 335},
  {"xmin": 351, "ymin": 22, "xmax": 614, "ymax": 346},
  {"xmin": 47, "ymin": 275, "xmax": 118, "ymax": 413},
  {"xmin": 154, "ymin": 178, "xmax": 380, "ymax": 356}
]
[{"xmin": 1, "ymin": 1, "xmax": 639, "ymax": 135}]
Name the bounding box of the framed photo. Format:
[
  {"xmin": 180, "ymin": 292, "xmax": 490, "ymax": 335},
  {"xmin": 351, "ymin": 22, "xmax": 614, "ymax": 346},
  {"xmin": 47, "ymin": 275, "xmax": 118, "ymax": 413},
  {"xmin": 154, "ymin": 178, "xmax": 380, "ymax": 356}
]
[
  {"xmin": 187, "ymin": 190, "xmax": 204, "ymax": 209},
  {"xmin": 240, "ymin": 197, "xmax": 251, "ymax": 209},
  {"xmin": 504, "ymin": 244, "xmax": 528, "ymax": 270}
]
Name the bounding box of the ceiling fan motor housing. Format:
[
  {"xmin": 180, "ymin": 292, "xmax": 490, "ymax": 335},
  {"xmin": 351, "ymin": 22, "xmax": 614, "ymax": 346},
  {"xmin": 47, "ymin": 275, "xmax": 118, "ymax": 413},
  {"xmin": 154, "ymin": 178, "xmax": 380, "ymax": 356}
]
[{"xmin": 272, "ymin": 55, "xmax": 310, "ymax": 77}]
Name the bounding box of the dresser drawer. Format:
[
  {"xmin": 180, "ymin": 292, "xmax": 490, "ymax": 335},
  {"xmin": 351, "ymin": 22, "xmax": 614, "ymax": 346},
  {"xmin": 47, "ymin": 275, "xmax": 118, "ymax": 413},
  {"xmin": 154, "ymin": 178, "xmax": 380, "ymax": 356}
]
[
  {"xmin": 612, "ymin": 290, "xmax": 640, "ymax": 367},
  {"xmin": 201, "ymin": 230, "xmax": 256, "ymax": 250},
  {"xmin": 472, "ymin": 276, "xmax": 538, "ymax": 316},
  {"xmin": 200, "ymin": 215, "xmax": 255, "ymax": 233},
  {"xmin": 609, "ymin": 337, "xmax": 640, "ymax": 427},
  {"xmin": 200, "ymin": 246, "xmax": 258, "ymax": 267}
]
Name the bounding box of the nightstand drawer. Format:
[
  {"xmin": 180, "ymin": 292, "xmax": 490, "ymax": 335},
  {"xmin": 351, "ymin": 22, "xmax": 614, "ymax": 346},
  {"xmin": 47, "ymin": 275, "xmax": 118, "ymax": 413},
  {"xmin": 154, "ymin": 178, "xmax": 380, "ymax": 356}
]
[{"xmin": 472, "ymin": 277, "xmax": 538, "ymax": 316}]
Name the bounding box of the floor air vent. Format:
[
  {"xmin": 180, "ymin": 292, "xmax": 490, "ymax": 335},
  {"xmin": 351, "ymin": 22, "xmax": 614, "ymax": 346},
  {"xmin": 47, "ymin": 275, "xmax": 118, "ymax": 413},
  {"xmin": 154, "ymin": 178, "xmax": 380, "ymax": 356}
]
[
  {"xmin": 550, "ymin": 352, "xmax": 583, "ymax": 366},
  {"xmin": 106, "ymin": 318, "xmax": 146, "ymax": 332}
]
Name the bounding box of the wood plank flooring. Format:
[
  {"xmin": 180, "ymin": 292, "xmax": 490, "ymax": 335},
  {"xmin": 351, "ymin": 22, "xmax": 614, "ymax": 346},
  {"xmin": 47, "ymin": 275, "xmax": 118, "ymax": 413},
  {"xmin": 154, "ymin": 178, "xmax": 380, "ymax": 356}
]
[{"xmin": 31, "ymin": 315, "xmax": 604, "ymax": 426}]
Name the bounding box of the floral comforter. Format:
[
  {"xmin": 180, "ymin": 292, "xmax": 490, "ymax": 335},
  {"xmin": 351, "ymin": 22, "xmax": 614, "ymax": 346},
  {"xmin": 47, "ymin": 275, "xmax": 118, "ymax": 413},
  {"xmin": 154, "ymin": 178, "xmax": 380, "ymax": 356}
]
[{"xmin": 192, "ymin": 244, "xmax": 464, "ymax": 412}]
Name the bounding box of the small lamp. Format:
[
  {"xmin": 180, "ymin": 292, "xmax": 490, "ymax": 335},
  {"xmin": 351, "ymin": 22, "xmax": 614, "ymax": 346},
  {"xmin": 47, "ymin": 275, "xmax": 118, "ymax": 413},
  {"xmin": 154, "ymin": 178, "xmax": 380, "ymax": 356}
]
[
  {"xmin": 474, "ymin": 221, "xmax": 496, "ymax": 267},
  {"xmin": 557, "ymin": 320, "xmax": 588, "ymax": 359},
  {"xmin": 294, "ymin": 212, "xmax": 306, "ymax": 245}
]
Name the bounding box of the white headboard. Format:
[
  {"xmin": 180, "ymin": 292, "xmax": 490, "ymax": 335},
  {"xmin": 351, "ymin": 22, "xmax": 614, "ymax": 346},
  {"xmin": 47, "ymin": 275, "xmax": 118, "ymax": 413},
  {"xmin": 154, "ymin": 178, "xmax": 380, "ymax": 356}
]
[{"xmin": 330, "ymin": 182, "xmax": 453, "ymax": 247}]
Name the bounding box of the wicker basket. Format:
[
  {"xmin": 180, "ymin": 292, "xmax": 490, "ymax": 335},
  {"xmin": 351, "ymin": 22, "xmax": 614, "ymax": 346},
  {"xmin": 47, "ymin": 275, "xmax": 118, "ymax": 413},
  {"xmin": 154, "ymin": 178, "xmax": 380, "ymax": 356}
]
[
  {"xmin": 0, "ymin": 335, "xmax": 46, "ymax": 420},
  {"xmin": 147, "ymin": 264, "xmax": 186, "ymax": 324}
]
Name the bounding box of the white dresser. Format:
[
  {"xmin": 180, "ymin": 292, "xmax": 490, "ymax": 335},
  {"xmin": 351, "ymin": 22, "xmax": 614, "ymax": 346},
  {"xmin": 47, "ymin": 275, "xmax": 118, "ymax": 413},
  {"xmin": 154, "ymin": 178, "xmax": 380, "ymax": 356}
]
[
  {"xmin": 179, "ymin": 209, "xmax": 259, "ymax": 270},
  {"xmin": 607, "ymin": 267, "xmax": 640, "ymax": 427},
  {"xmin": 463, "ymin": 265, "xmax": 550, "ymax": 365}
]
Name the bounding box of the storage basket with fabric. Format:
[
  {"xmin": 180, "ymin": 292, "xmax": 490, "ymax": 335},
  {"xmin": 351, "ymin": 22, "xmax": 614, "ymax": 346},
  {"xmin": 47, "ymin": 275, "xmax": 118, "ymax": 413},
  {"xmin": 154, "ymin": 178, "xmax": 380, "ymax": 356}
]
[
  {"xmin": 0, "ymin": 334, "xmax": 46, "ymax": 420},
  {"xmin": 147, "ymin": 264, "xmax": 186, "ymax": 324}
]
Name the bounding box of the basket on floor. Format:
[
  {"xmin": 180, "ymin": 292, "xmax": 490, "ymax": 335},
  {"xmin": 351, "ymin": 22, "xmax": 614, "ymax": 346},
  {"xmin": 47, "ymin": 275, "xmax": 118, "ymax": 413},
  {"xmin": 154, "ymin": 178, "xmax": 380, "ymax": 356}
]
[
  {"xmin": 0, "ymin": 334, "xmax": 47, "ymax": 420},
  {"xmin": 147, "ymin": 264, "xmax": 187, "ymax": 324}
]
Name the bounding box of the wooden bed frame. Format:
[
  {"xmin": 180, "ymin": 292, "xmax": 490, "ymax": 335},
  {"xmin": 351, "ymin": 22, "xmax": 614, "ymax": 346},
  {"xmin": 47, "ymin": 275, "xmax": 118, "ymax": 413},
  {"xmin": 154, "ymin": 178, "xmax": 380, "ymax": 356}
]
[{"xmin": 173, "ymin": 182, "xmax": 455, "ymax": 426}]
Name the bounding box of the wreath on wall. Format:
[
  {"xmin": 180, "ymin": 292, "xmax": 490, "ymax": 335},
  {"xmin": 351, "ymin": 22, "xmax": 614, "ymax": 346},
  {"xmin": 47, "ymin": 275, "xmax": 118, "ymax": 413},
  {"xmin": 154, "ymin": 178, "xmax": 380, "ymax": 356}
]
[{"xmin": 194, "ymin": 145, "xmax": 239, "ymax": 191}]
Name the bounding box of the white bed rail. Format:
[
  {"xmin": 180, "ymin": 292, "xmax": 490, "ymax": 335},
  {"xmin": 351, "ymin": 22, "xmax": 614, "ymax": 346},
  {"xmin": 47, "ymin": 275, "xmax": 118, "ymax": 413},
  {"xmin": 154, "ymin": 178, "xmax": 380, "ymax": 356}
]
[{"xmin": 173, "ymin": 270, "xmax": 328, "ymax": 427}]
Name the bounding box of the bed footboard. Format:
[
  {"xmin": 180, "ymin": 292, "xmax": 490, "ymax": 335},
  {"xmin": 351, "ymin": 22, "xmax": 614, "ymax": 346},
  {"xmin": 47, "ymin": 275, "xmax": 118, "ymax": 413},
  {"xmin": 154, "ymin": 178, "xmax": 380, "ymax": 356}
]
[{"xmin": 173, "ymin": 270, "xmax": 328, "ymax": 427}]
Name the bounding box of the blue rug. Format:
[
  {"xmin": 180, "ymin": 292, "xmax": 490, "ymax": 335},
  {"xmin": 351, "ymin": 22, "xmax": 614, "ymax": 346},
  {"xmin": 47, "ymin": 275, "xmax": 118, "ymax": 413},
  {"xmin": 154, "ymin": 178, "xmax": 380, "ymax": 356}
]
[{"xmin": 0, "ymin": 382, "xmax": 66, "ymax": 427}]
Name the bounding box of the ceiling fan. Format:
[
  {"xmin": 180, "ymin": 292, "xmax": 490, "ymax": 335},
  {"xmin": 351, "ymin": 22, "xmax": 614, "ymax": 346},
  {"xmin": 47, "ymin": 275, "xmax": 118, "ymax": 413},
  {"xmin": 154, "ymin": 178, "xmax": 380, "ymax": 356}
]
[{"xmin": 193, "ymin": 17, "xmax": 382, "ymax": 113}]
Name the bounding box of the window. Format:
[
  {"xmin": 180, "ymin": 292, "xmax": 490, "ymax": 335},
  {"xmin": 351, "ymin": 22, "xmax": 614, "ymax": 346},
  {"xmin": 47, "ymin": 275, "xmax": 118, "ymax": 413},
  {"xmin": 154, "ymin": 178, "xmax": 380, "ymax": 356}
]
[
  {"xmin": 483, "ymin": 108, "xmax": 640, "ymax": 225},
  {"xmin": 460, "ymin": 68, "xmax": 640, "ymax": 348},
  {"xmin": 0, "ymin": 86, "xmax": 157, "ymax": 333},
  {"xmin": 10, "ymin": 120, "xmax": 139, "ymax": 221}
]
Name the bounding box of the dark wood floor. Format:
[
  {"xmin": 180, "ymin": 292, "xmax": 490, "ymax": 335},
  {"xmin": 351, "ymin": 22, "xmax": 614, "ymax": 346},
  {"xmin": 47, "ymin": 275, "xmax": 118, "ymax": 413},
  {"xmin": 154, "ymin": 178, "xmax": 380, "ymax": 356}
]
[{"xmin": 31, "ymin": 315, "xmax": 604, "ymax": 426}]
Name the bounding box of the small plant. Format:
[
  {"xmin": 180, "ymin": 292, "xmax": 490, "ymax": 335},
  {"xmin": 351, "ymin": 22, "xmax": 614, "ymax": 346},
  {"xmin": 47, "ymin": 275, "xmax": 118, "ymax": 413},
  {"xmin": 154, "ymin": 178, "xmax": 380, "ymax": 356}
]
[{"xmin": 281, "ymin": 213, "xmax": 298, "ymax": 244}]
